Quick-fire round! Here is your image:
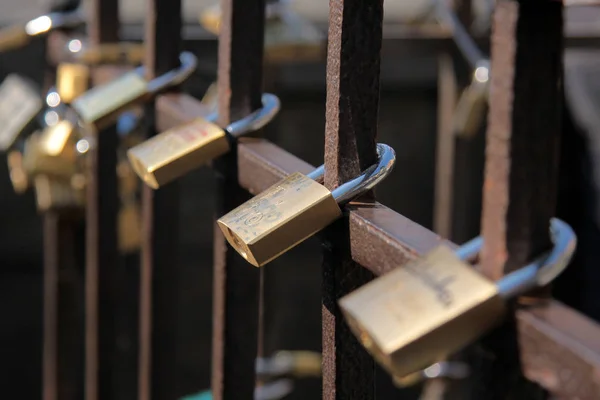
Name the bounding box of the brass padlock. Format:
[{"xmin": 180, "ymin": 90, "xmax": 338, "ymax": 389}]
[
  {"xmin": 454, "ymin": 60, "xmax": 489, "ymax": 139},
  {"xmin": 56, "ymin": 63, "xmax": 90, "ymax": 104},
  {"xmin": 71, "ymin": 52, "xmax": 197, "ymax": 130},
  {"xmin": 7, "ymin": 150, "xmax": 29, "ymax": 194},
  {"xmin": 339, "ymin": 218, "xmax": 576, "ymax": 381},
  {"xmin": 34, "ymin": 174, "xmax": 84, "ymax": 212},
  {"xmin": 0, "ymin": 9, "xmax": 84, "ymax": 52},
  {"xmin": 0, "ymin": 74, "xmax": 43, "ymax": 151},
  {"xmin": 217, "ymin": 143, "xmax": 396, "ymax": 267},
  {"xmin": 127, "ymin": 93, "xmax": 279, "ymax": 189},
  {"xmin": 22, "ymin": 122, "xmax": 78, "ymax": 180}
]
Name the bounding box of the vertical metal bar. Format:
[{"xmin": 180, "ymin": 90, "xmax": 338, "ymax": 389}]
[
  {"xmin": 433, "ymin": 54, "xmax": 457, "ymax": 238},
  {"xmin": 322, "ymin": 0, "xmax": 383, "ymax": 398},
  {"xmin": 139, "ymin": 0, "xmax": 182, "ymax": 399},
  {"xmin": 473, "ymin": 0, "xmax": 564, "ymax": 397},
  {"xmin": 85, "ymin": 0, "xmax": 120, "ymax": 399},
  {"xmin": 211, "ymin": 1, "xmax": 265, "ymax": 399}
]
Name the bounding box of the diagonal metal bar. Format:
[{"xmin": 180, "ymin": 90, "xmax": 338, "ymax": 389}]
[
  {"xmin": 139, "ymin": 0, "xmax": 183, "ymax": 398},
  {"xmin": 211, "ymin": 1, "xmax": 265, "ymax": 399},
  {"xmin": 321, "ymin": 0, "xmax": 383, "ymax": 398},
  {"xmin": 85, "ymin": 0, "xmax": 120, "ymax": 399}
]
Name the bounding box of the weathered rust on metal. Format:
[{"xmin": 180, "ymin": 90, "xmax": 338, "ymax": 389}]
[
  {"xmin": 470, "ymin": 1, "xmax": 565, "ymax": 397},
  {"xmin": 84, "ymin": 1, "xmax": 120, "ymax": 400},
  {"xmin": 321, "ymin": 0, "xmax": 383, "ymax": 398},
  {"xmin": 139, "ymin": 0, "xmax": 183, "ymax": 398},
  {"xmin": 212, "ymin": 1, "xmax": 265, "ymax": 399}
]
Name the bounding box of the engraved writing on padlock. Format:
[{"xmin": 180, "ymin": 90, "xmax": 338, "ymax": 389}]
[
  {"xmin": 0, "ymin": 74, "xmax": 43, "ymax": 151},
  {"xmin": 127, "ymin": 93, "xmax": 279, "ymax": 189},
  {"xmin": 56, "ymin": 63, "xmax": 90, "ymax": 104},
  {"xmin": 217, "ymin": 143, "xmax": 396, "ymax": 267},
  {"xmin": 339, "ymin": 218, "xmax": 576, "ymax": 380},
  {"xmin": 71, "ymin": 52, "xmax": 197, "ymax": 130},
  {"xmin": 454, "ymin": 60, "xmax": 490, "ymax": 139}
]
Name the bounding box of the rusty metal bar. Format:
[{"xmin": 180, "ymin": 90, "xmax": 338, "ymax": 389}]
[
  {"xmin": 321, "ymin": 0, "xmax": 383, "ymax": 398},
  {"xmin": 85, "ymin": 0, "xmax": 120, "ymax": 399},
  {"xmin": 468, "ymin": 0, "xmax": 565, "ymax": 397},
  {"xmin": 139, "ymin": 0, "xmax": 183, "ymax": 398},
  {"xmin": 211, "ymin": 1, "xmax": 265, "ymax": 399}
]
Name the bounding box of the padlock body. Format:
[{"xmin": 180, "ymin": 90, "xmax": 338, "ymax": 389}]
[
  {"xmin": 34, "ymin": 175, "xmax": 84, "ymax": 212},
  {"xmin": 72, "ymin": 71, "xmax": 148, "ymax": 130},
  {"xmin": 453, "ymin": 80, "xmax": 488, "ymax": 139},
  {"xmin": 7, "ymin": 150, "xmax": 29, "ymax": 193},
  {"xmin": 217, "ymin": 172, "xmax": 342, "ymax": 267},
  {"xmin": 339, "ymin": 245, "xmax": 505, "ymax": 379},
  {"xmin": 23, "ymin": 128, "xmax": 77, "ymax": 180},
  {"xmin": 57, "ymin": 63, "xmax": 90, "ymax": 104},
  {"xmin": 127, "ymin": 117, "xmax": 229, "ymax": 189},
  {"xmin": 0, "ymin": 74, "xmax": 43, "ymax": 151}
]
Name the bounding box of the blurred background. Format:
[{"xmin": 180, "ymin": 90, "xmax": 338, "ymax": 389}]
[{"xmin": 0, "ymin": 0, "xmax": 599, "ymax": 399}]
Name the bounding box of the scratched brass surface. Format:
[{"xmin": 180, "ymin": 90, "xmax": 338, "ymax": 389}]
[
  {"xmin": 340, "ymin": 245, "xmax": 505, "ymax": 379},
  {"xmin": 217, "ymin": 172, "xmax": 342, "ymax": 267},
  {"xmin": 71, "ymin": 71, "xmax": 148, "ymax": 130},
  {"xmin": 127, "ymin": 117, "xmax": 228, "ymax": 189}
]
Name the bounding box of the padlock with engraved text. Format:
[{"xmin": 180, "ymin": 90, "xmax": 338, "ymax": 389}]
[
  {"xmin": 0, "ymin": 9, "xmax": 84, "ymax": 53},
  {"xmin": 217, "ymin": 143, "xmax": 396, "ymax": 267},
  {"xmin": 339, "ymin": 218, "xmax": 576, "ymax": 381},
  {"xmin": 454, "ymin": 60, "xmax": 490, "ymax": 139},
  {"xmin": 71, "ymin": 52, "xmax": 197, "ymax": 131},
  {"xmin": 0, "ymin": 74, "xmax": 44, "ymax": 151},
  {"xmin": 127, "ymin": 93, "xmax": 279, "ymax": 189}
]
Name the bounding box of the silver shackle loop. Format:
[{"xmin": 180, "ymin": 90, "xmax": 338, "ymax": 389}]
[
  {"xmin": 144, "ymin": 52, "xmax": 198, "ymax": 94},
  {"xmin": 454, "ymin": 218, "xmax": 576, "ymax": 299},
  {"xmin": 222, "ymin": 93, "xmax": 281, "ymax": 137},
  {"xmin": 25, "ymin": 9, "xmax": 85, "ymax": 36},
  {"xmin": 305, "ymin": 144, "xmax": 396, "ymax": 199}
]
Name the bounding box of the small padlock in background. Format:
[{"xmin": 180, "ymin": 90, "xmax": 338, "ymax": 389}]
[{"xmin": 453, "ymin": 60, "xmax": 490, "ymax": 139}]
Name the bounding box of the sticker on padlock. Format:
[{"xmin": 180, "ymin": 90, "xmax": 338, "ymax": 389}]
[
  {"xmin": 0, "ymin": 9, "xmax": 85, "ymax": 52},
  {"xmin": 217, "ymin": 143, "xmax": 396, "ymax": 267},
  {"xmin": 338, "ymin": 218, "xmax": 576, "ymax": 381},
  {"xmin": 71, "ymin": 51, "xmax": 197, "ymax": 130},
  {"xmin": 127, "ymin": 93, "xmax": 279, "ymax": 189},
  {"xmin": 453, "ymin": 60, "xmax": 489, "ymax": 139},
  {"xmin": 34, "ymin": 174, "xmax": 84, "ymax": 212},
  {"xmin": 68, "ymin": 41, "xmax": 145, "ymax": 65},
  {"xmin": 56, "ymin": 63, "xmax": 90, "ymax": 104},
  {"xmin": 0, "ymin": 74, "xmax": 43, "ymax": 151}
]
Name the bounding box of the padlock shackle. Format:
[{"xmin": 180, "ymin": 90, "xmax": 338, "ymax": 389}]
[
  {"xmin": 224, "ymin": 93, "xmax": 281, "ymax": 137},
  {"xmin": 455, "ymin": 218, "xmax": 576, "ymax": 300},
  {"xmin": 25, "ymin": 8, "xmax": 85, "ymax": 37},
  {"xmin": 330, "ymin": 143, "xmax": 396, "ymax": 205},
  {"xmin": 145, "ymin": 52, "xmax": 198, "ymax": 94}
]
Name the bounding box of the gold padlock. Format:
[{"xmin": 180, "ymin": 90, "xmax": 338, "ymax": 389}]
[
  {"xmin": 0, "ymin": 74, "xmax": 43, "ymax": 151},
  {"xmin": 71, "ymin": 52, "xmax": 197, "ymax": 130},
  {"xmin": 7, "ymin": 150, "xmax": 29, "ymax": 194},
  {"xmin": 34, "ymin": 174, "xmax": 84, "ymax": 212},
  {"xmin": 454, "ymin": 60, "xmax": 489, "ymax": 139},
  {"xmin": 56, "ymin": 63, "xmax": 90, "ymax": 104},
  {"xmin": 22, "ymin": 123, "xmax": 78, "ymax": 180},
  {"xmin": 339, "ymin": 218, "xmax": 575, "ymax": 381},
  {"xmin": 127, "ymin": 93, "xmax": 279, "ymax": 189},
  {"xmin": 217, "ymin": 143, "xmax": 395, "ymax": 267}
]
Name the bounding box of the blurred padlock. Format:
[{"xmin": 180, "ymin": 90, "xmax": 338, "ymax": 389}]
[
  {"xmin": 453, "ymin": 60, "xmax": 490, "ymax": 139},
  {"xmin": 7, "ymin": 150, "xmax": 29, "ymax": 194},
  {"xmin": 34, "ymin": 174, "xmax": 84, "ymax": 212},
  {"xmin": 71, "ymin": 41, "xmax": 145, "ymax": 65},
  {"xmin": 22, "ymin": 122, "xmax": 78, "ymax": 180},
  {"xmin": 56, "ymin": 63, "xmax": 90, "ymax": 104},
  {"xmin": 0, "ymin": 74, "xmax": 44, "ymax": 151}
]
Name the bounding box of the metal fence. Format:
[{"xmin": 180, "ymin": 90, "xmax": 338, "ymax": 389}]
[{"xmin": 28, "ymin": 0, "xmax": 600, "ymax": 399}]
